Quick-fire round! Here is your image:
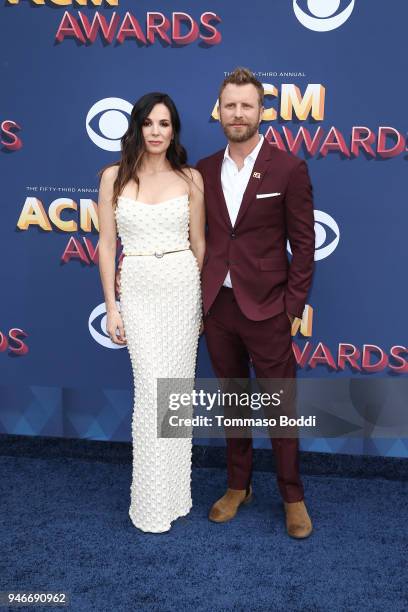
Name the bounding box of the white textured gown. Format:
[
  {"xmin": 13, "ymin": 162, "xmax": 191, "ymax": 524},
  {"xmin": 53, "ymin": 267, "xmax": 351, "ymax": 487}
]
[{"xmin": 115, "ymin": 193, "xmax": 201, "ymax": 533}]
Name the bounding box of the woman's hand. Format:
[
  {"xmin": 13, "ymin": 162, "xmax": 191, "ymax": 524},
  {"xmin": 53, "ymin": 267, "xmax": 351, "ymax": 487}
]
[{"xmin": 106, "ymin": 309, "xmax": 127, "ymax": 345}]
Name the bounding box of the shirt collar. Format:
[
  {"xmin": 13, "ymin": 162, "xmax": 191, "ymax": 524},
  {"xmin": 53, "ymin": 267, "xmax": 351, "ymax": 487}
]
[{"xmin": 223, "ymin": 133, "xmax": 264, "ymax": 165}]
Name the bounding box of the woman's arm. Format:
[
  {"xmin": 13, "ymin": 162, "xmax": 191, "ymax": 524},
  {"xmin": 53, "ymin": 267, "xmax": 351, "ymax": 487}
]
[
  {"xmin": 98, "ymin": 167, "xmax": 118, "ymax": 313},
  {"xmin": 187, "ymin": 168, "xmax": 206, "ymax": 270},
  {"xmin": 98, "ymin": 166, "xmax": 126, "ymax": 344}
]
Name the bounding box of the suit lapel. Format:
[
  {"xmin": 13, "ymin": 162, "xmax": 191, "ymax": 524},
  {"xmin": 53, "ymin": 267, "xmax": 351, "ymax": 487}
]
[
  {"xmin": 213, "ymin": 151, "xmax": 232, "ymax": 229},
  {"xmin": 233, "ymin": 140, "xmax": 273, "ymax": 229}
]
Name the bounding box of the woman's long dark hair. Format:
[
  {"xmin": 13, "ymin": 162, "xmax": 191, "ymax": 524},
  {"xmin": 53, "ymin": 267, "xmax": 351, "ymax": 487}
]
[{"xmin": 98, "ymin": 92, "xmax": 192, "ymax": 209}]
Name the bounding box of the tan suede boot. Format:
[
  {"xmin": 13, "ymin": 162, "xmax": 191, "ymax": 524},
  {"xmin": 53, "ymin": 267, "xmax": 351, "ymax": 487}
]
[
  {"xmin": 208, "ymin": 484, "xmax": 253, "ymax": 523},
  {"xmin": 283, "ymin": 500, "xmax": 313, "ymax": 539}
]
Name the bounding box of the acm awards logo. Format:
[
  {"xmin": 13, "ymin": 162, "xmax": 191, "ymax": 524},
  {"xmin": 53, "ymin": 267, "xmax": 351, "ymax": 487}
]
[
  {"xmin": 16, "ymin": 196, "xmax": 105, "ymax": 265},
  {"xmin": 293, "ymin": 0, "xmax": 355, "ymax": 31}
]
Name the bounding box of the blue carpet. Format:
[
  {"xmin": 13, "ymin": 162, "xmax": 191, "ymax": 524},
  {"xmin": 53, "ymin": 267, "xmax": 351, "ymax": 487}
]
[{"xmin": 1, "ymin": 455, "xmax": 407, "ymax": 612}]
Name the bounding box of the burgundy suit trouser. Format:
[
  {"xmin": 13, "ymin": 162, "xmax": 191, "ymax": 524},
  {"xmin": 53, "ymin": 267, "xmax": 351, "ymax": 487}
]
[{"xmin": 204, "ymin": 286, "xmax": 304, "ymax": 503}]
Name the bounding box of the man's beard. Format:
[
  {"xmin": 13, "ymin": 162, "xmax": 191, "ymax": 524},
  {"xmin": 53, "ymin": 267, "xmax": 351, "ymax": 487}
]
[{"xmin": 222, "ymin": 120, "xmax": 259, "ymax": 143}]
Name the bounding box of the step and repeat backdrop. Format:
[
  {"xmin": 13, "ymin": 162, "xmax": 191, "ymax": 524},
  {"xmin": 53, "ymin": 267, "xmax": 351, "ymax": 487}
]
[{"xmin": 1, "ymin": 1, "xmax": 407, "ymax": 457}]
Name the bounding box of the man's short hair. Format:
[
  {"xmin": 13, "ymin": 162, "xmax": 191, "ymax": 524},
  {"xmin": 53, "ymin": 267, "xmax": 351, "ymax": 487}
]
[{"xmin": 219, "ymin": 67, "xmax": 264, "ymax": 107}]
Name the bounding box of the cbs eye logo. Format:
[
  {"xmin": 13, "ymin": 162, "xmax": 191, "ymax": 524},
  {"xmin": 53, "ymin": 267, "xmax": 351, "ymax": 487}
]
[
  {"xmin": 287, "ymin": 209, "xmax": 340, "ymax": 261},
  {"xmin": 86, "ymin": 98, "xmax": 133, "ymax": 152},
  {"xmin": 88, "ymin": 302, "xmax": 126, "ymax": 349},
  {"xmin": 293, "ymin": 0, "xmax": 355, "ymax": 31}
]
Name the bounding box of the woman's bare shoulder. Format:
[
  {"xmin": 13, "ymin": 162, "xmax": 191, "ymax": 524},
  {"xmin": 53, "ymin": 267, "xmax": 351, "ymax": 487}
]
[
  {"xmin": 181, "ymin": 166, "xmax": 203, "ymax": 187},
  {"xmin": 100, "ymin": 164, "xmax": 119, "ymax": 186}
]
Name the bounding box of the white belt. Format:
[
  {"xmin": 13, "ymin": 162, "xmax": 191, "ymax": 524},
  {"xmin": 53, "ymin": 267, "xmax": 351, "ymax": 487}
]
[{"xmin": 124, "ymin": 247, "xmax": 190, "ymax": 259}]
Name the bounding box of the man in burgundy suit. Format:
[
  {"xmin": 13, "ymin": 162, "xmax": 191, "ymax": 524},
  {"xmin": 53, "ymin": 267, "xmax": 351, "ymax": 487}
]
[{"xmin": 196, "ymin": 68, "xmax": 315, "ymax": 538}]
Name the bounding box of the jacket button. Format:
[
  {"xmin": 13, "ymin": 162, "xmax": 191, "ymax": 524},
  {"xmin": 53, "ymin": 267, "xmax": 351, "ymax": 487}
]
[{"xmin": 230, "ymin": 232, "xmax": 236, "ymax": 239}]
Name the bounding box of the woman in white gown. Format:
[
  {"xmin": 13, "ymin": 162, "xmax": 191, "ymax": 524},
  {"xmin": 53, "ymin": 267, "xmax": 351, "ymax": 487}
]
[{"xmin": 97, "ymin": 93, "xmax": 205, "ymax": 533}]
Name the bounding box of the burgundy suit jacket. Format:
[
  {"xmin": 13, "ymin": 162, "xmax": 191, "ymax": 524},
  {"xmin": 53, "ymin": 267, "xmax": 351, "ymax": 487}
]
[{"xmin": 196, "ymin": 140, "xmax": 315, "ymax": 321}]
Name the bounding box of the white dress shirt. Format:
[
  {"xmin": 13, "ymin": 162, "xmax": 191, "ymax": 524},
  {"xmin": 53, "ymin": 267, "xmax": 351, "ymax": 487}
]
[{"xmin": 221, "ymin": 134, "xmax": 264, "ymax": 288}]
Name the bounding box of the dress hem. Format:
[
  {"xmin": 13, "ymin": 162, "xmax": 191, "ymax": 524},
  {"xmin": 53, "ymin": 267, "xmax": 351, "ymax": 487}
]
[{"xmin": 128, "ymin": 503, "xmax": 192, "ymax": 534}]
